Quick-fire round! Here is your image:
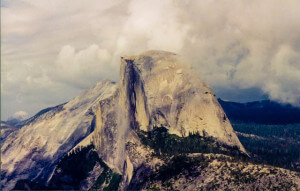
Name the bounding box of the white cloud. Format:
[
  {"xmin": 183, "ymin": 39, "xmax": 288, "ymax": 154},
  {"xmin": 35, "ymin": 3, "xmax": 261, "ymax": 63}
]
[
  {"xmin": 1, "ymin": 0, "xmax": 300, "ymax": 119},
  {"xmin": 54, "ymin": 44, "xmax": 116, "ymax": 88},
  {"xmin": 9, "ymin": 111, "xmax": 29, "ymax": 121}
]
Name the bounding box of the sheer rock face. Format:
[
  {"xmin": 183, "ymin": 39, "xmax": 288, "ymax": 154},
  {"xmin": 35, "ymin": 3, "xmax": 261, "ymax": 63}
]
[
  {"xmin": 119, "ymin": 50, "xmax": 245, "ymax": 152},
  {"xmin": 1, "ymin": 50, "xmax": 246, "ymax": 191},
  {"xmin": 92, "ymin": 50, "xmax": 245, "ymax": 179}
]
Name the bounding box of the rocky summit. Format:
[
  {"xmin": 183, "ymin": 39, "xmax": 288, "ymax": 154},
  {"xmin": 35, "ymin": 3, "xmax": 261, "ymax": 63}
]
[{"xmin": 1, "ymin": 50, "xmax": 299, "ymax": 191}]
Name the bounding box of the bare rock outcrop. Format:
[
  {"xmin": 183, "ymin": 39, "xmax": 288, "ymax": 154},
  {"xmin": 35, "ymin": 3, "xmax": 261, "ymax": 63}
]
[
  {"xmin": 1, "ymin": 50, "xmax": 246, "ymax": 191},
  {"xmin": 119, "ymin": 50, "xmax": 245, "ymax": 152},
  {"xmin": 88, "ymin": 50, "xmax": 246, "ymax": 189}
]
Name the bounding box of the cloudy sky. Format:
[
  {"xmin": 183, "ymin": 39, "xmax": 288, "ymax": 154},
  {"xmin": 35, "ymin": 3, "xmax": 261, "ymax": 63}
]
[{"xmin": 1, "ymin": 0, "xmax": 300, "ymax": 120}]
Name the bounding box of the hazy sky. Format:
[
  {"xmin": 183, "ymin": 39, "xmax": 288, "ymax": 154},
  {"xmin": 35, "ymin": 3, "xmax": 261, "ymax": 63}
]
[{"xmin": 1, "ymin": 0, "xmax": 300, "ymax": 120}]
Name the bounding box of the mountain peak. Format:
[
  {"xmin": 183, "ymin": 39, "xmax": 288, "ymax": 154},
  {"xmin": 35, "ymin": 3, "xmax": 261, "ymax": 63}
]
[
  {"xmin": 121, "ymin": 50, "xmax": 177, "ymax": 60},
  {"xmin": 2, "ymin": 50, "xmax": 247, "ymax": 190},
  {"xmin": 118, "ymin": 51, "xmax": 245, "ymax": 150}
]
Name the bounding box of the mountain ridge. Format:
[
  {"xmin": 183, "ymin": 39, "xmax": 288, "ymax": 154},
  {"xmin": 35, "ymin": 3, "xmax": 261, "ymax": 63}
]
[
  {"xmin": 219, "ymin": 98, "xmax": 300, "ymax": 124},
  {"xmin": 1, "ymin": 50, "xmax": 299, "ymax": 190}
]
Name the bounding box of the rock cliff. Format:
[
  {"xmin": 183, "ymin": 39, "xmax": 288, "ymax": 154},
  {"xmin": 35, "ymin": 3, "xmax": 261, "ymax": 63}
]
[
  {"xmin": 119, "ymin": 51, "xmax": 245, "ymax": 151},
  {"xmin": 1, "ymin": 50, "xmax": 248, "ymax": 190},
  {"xmin": 1, "ymin": 80, "xmax": 118, "ymax": 191}
]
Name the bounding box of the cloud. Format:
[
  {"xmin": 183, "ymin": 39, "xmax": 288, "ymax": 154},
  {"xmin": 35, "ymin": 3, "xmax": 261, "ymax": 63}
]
[
  {"xmin": 9, "ymin": 111, "xmax": 29, "ymax": 121},
  {"xmin": 1, "ymin": 0, "xmax": 300, "ymax": 119},
  {"xmin": 178, "ymin": 0, "xmax": 300, "ymax": 105},
  {"xmin": 54, "ymin": 44, "xmax": 116, "ymax": 88}
]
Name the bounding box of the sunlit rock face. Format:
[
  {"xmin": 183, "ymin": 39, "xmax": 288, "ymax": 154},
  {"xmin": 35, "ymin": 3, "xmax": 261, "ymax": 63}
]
[
  {"xmin": 1, "ymin": 50, "xmax": 245, "ymax": 191},
  {"xmin": 0, "ymin": 80, "xmax": 118, "ymax": 191},
  {"xmin": 119, "ymin": 50, "xmax": 245, "ymax": 152},
  {"xmin": 89, "ymin": 50, "xmax": 246, "ymax": 189}
]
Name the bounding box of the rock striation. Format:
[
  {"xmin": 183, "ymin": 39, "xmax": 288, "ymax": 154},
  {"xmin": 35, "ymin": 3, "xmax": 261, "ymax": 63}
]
[
  {"xmin": 119, "ymin": 51, "xmax": 245, "ymax": 151},
  {"xmin": 1, "ymin": 50, "xmax": 246, "ymax": 190},
  {"xmin": 1, "ymin": 80, "xmax": 118, "ymax": 191}
]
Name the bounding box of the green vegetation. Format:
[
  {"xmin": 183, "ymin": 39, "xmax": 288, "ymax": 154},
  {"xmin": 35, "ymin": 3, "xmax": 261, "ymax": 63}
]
[
  {"xmin": 233, "ymin": 122, "xmax": 300, "ymax": 139},
  {"xmin": 128, "ymin": 154, "xmax": 210, "ymax": 190},
  {"xmin": 155, "ymin": 155, "xmax": 208, "ymax": 182},
  {"xmin": 131, "ymin": 126, "xmax": 251, "ymax": 189},
  {"xmin": 232, "ymin": 121, "xmax": 300, "ymax": 172},
  {"xmin": 89, "ymin": 164, "xmax": 121, "ymax": 191},
  {"xmin": 130, "ymin": 124, "xmax": 300, "ymax": 190},
  {"xmin": 131, "ymin": 153, "xmax": 299, "ymax": 191},
  {"xmin": 103, "ymin": 173, "xmax": 122, "ymax": 191},
  {"xmin": 137, "ymin": 126, "xmax": 245, "ymax": 158},
  {"xmin": 55, "ymin": 145, "xmax": 99, "ymax": 185},
  {"xmin": 13, "ymin": 179, "xmax": 48, "ymax": 190},
  {"xmin": 48, "ymin": 144, "xmax": 121, "ymax": 190}
]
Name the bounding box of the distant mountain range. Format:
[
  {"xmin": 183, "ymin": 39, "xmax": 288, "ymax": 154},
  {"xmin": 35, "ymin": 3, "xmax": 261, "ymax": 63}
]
[
  {"xmin": 219, "ymin": 99, "xmax": 300, "ymax": 124},
  {"xmin": 4, "ymin": 99, "xmax": 298, "ymax": 128}
]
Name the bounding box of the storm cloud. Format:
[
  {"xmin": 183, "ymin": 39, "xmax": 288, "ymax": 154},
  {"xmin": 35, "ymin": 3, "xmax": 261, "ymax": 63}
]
[{"xmin": 1, "ymin": 0, "xmax": 300, "ymax": 119}]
